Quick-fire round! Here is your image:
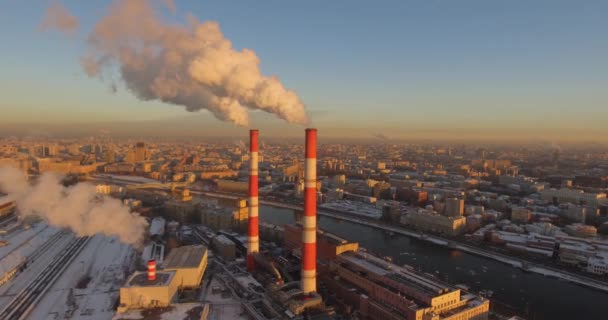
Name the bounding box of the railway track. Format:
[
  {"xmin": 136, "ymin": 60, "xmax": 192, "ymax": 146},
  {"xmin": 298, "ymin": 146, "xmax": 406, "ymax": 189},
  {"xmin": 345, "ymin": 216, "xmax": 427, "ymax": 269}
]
[
  {"xmin": 26, "ymin": 230, "xmax": 69, "ymax": 263},
  {"xmin": 0, "ymin": 229, "xmax": 68, "ymax": 288},
  {"xmin": 0, "ymin": 236, "xmax": 90, "ymax": 320}
]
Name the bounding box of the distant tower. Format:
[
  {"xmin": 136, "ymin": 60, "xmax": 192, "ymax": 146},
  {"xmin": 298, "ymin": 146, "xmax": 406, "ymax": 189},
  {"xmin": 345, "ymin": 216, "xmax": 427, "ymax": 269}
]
[
  {"xmin": 302, "ymin": 128, "xmax": 317, "ymax": 294},
  {"xmin": 247, "ymin": 130, "xmax": 260, "ymax": 272},
  {"xmin": 445, "ymin": 198, "xmax": 464, "ymax": 217},
  {"xmin": 135, "ymin": 142, "xmax": 147, "ymax": 162},
  {"xmin": 105, "ymin": 144, "xmax": 116, "ymax": 163}
]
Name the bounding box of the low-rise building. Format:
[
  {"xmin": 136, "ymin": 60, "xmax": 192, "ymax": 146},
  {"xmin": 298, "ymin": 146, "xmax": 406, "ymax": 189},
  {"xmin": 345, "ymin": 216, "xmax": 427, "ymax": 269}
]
[
  {"xmin": 511, "ymin": 207, "xmax": 531, "ymax": 224},
  {"xmin": 401, "ymin": 210, "xmax": 466, "ymax": 236}
]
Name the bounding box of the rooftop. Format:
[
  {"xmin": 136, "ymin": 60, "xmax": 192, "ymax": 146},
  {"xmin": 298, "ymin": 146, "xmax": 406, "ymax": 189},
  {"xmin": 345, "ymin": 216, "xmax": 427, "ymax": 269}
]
[
  {"xmin": 126, "ymin": 271, "xmax": 174, "ymax": 287},
  {"xmin": 163, "ymin": 245, "xmax": 207, "ymax": 269}
]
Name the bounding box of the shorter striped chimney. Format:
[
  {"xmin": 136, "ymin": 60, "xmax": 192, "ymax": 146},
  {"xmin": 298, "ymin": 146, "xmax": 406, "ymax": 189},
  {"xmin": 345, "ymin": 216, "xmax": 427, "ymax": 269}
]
[
  {"xmin": 147, "ymin": 260, "xmax": 156, "ymax": 281},
  {"xmin": 301, "ymin": 128, "xmax": 317, "ymax": 294}
]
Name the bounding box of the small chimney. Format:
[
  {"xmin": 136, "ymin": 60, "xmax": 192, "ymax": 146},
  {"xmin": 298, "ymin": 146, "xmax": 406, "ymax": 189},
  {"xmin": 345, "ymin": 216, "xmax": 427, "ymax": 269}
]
[
  {"xmin": 247, "ymin": 129, "xmax": 260, "ymax": 272},
  {"xmin": 147, "ymin": 260, "xmax": 156, "ymax": 281}
]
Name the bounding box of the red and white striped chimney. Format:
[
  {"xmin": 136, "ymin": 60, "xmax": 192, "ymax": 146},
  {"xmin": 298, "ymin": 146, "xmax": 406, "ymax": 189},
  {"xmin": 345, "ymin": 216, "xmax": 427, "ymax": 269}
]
[
  {"xmin": 147, "ymin": 260, "xmax": 156, "ymax": 281},
  {"xmin": 302, "ymin": 128, "xmax": 317, "ymax": 294},
  {"xmin": 247, "ymin": 129, "xmax": 260, "ymax": 272}
]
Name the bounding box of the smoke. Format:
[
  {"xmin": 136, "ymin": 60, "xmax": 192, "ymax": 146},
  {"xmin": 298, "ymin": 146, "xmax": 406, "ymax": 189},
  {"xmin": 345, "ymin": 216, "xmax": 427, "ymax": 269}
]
[
  {"xmin": 373, "ymin": 133, "xmax": 390, "ymax": 141},
  {"xmin": 549, "ymin": 141, "xmax": 562, "ymax": 153},
  {"xmin": 80, "ymin": 0, "xmax": 309, "ymax": 126},
  {"xmin": 39, "ymin": 1, "xmax": 79, "ymax": 34},
  {"xmin": 0, "ymin": 166, "xmax": 148, "ymax": 246}
]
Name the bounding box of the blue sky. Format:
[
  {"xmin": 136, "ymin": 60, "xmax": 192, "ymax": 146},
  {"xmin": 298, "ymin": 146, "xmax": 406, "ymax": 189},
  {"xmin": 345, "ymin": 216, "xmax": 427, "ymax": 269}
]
[{"xmin": 1, "ymin": 0, "xmax": 607, "ymax": 140}]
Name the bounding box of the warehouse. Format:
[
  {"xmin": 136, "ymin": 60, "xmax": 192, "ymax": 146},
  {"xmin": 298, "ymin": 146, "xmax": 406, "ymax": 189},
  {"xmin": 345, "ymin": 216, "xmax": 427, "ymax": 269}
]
[{"xmin": 162, "ymin": 245, "xmax": 208, "ymax": 288}]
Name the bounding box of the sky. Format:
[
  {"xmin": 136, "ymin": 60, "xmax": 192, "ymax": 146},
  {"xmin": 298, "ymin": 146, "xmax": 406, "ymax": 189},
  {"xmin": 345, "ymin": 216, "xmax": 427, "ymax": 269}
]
[{"xmin": 0, "ymin": 0, "xmax": 607, "ymax": 141}]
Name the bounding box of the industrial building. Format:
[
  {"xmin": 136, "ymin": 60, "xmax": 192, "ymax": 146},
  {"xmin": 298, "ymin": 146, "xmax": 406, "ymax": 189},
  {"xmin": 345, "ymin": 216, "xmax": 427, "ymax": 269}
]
[
  {"xmin": 200, "ymin": 201, "xmax": 248, "ymax": 231},
  {"xmin": 212, "ymin": 234, "xmax": 236, "ymax": 260},
  {"xmin": 325, "ymin": 251, "xmax": 490, "ymax": 320},
  {"xmin": 119, "ymin": 261, "xmax": 178, "ymax": 310},
  {"xmin": 284, "ymin": 224, "xmax": 359, "ymax": 260},
  {"xmin": 118, "ymin": 245, "xmax": 208, "ymax": 312},
  {"xmin": 162, "ymin": 245, "xmax": 208, "ymax": 288}
]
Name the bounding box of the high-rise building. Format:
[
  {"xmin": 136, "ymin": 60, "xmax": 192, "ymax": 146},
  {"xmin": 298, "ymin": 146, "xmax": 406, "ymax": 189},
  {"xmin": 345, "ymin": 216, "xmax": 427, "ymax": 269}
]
[
  {"xmin": 105, "ymin": 144, "xmax": 116, "ymax": 163},
  {"xmin": 135, "ymin": 142, "xmax": 147, "ymax": 162},
  {"xmin": 445, "ymin": 197, "xmax": 464, "ymax": 217}
]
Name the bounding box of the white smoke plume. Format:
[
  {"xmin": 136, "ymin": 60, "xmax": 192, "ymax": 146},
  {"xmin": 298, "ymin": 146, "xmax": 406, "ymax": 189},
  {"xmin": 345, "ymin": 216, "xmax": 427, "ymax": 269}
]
[
  {"xmin": 39, "ymin": 1, "xmax": 79, "ymax": 34},
  {"xmin": 81, "ymin": 0, "xmax": 309, "ymax": 126},
  {"xmin": 0, "ymin": 166, "xmax": 148, "ymax": 246}
]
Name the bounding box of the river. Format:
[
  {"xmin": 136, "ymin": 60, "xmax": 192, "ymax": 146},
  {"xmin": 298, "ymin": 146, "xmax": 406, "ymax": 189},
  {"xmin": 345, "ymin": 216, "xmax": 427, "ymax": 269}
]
[{"xmin": 258, "ymin": 204, "xmax": 608, "ymax": 320}]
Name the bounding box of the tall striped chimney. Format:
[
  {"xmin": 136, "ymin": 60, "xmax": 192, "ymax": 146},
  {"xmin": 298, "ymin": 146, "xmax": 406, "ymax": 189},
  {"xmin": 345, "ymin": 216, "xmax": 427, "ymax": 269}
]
[
  {"xmin": 302, "ymin": 128, "xmax": 317, "ymax": 294},
  {"xmin": 247, "ymin": 129, "xmax": 260, "ymax": 272}
]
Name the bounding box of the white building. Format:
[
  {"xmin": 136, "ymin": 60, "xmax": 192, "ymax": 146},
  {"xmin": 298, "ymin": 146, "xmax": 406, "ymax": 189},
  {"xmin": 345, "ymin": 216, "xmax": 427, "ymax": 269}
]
[
  {"xmin": 541, "ymin": 188, "xmax": 607, "ymax": 207},
  {"xmin": 95, "ymin": 184, "xmax": 124, "ymax": 195}
]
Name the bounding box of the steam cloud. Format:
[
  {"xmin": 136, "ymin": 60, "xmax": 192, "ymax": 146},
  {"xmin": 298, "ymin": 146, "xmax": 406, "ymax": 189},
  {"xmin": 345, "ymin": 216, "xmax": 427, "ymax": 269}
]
[
  {"xmin": 39, "ymin": 1, "xmax": 79, "ymax": 34},
  {"xmin": 373, "ymin": 133, "xmax": 391, "ymax": 141},
  {"xmin": 0, "ymin": 166, "xmax": 148, "ymax": 246},
  {"xmin": 80, "ymin": 0, "xmax": 309, "ymax": 126}
]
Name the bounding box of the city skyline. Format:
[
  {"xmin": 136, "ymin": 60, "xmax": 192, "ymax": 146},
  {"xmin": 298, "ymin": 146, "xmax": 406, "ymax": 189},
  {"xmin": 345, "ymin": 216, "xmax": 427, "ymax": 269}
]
[{"xmin": 1, "ymin": 0, "xmax": 607, "ymax": 141}]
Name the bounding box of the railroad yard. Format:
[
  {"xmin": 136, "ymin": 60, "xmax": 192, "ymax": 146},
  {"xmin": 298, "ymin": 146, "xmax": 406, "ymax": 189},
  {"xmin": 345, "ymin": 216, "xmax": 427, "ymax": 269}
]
[{"xmin": 0, "ymin": 217, "xmax": 136, "ymax": 320}]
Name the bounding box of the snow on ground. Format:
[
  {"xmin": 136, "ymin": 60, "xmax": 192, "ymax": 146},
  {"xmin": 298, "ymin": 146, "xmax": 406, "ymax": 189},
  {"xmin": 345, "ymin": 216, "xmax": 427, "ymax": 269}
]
[
  {"xmin": 27, "ymin": 234, "xmax": 136, "ymax": 320},
  {"xmin": 159, "ymin": 303, "xmax": 204, "ymax": 320},
  {"xmin": 202, "ymin": 277, "xmax": 247, "ymax": 320},
  {"xmin": 0, "ymin": 228, "xmax": 73, "ymax": 306},
  {"xmin": 0, "ymin": 223, "xmax": 55, "ymax": 274},
  {"xmin": 113, "ymin": 303, "xmax": 205, "ymax": 320}
]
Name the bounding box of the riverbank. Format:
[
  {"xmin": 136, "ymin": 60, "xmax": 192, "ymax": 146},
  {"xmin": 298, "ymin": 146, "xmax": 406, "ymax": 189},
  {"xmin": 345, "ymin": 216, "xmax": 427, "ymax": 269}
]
[{"xmin": 195, "ymin": 191, "xmax": 608, "ymax": 294}]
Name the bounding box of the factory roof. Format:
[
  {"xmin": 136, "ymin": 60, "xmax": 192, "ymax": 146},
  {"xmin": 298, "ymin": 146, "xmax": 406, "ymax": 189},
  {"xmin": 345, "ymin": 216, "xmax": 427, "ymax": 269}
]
[
  {"xmin": 340, "ymin": 253, "xmax": 389, "ymax": 276},
  {"xmin": 126, "ymin": 271, "xmax": 174, "ymax": 287},
  {"xmin": 214, "ymin": 234, "xmax": 234, "ymax": 246},
  {"xmin": 163, "ymin": 245, "xmax": 207, "ymax": 269}
]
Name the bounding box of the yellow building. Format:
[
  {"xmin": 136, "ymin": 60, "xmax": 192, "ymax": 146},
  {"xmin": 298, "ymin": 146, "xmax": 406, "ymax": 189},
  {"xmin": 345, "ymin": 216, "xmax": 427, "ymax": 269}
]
[
  {"xmin": 119, "ymin": 271, "xmax": 178, "ymax": 310},
  {"xmin": 37, "ymin": 159, "xmax": 99, "ymax": 174},
  {"xmin": 162, "ymin": 245, "xmax": 208, "ymax": 289},
  {"xmin": 118, "ymin": 245, "xmax": 209, "ymax": 312},
  {"xmin": 216, "ymin": 179, "xmax": 248, "ymax": 194},
  {"xmin": 402, "ymin": 210, "xmax": 466, "ymax": 236},
  {"xmin": 200, "ymin": 170, "xmax": 238, "ymax": 179}
]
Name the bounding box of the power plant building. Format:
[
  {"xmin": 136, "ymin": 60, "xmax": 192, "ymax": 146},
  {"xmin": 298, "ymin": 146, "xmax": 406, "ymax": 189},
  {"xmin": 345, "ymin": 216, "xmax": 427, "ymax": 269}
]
[
  {"xmin": 119, "ymin": 271, "xmax": 178, "ymax": 310},
  {"xmin": 325, "ymin": 251, "xmax": 490, "ymax": 320},
  {"xmin": 118, "ymin": 245, "xmax": 208, "ymax": 312},
  {"xmin": 284, "ymin": 224, "xmax": 359, "ymax": 260},
  {"xmin": 162, "ymin": 245, "xmax": 208, "ymax": 288}
]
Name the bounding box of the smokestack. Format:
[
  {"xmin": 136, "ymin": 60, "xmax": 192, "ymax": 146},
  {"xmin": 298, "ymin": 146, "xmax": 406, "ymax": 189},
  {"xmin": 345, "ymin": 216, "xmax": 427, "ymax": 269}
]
[
  {"xmin": 147, "ymin": 260, "xmax": 156, "ymax": 281},
  {"xmin": 302, "ymin": 128, "xmax": 317, "ymax": 294},
  {"xmin": 247, "ymin": 129, "xmax": 260, "ymax": 272}
]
